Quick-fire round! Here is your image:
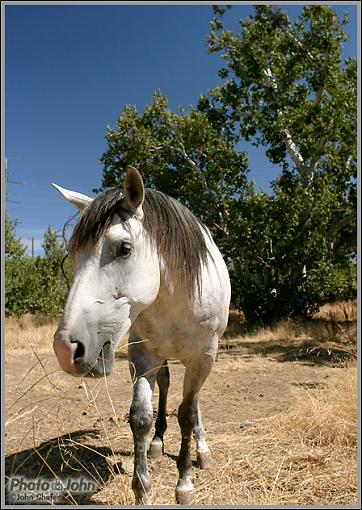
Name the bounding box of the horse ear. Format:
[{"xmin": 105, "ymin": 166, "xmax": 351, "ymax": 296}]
[
  {"xmin": 52, "ymin": 183, "xmax": 93, "ymax": 212},
  {"xmin": 123, "ymin": 166, "xmax": 145, "ymax": 212}
]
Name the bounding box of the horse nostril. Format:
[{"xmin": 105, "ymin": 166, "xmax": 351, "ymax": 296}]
[{"xmin": 71, "ymin": 339, "xmax": 85, "ymax": 362}]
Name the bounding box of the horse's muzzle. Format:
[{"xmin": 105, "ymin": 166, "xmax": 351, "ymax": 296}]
[{"xmin": 53, "ymin": 330, "xmax": 114, "ymax": 377}]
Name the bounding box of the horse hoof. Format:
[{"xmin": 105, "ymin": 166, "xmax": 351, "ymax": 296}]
[
  {"xmin": 175, "ymin": 480, "xmax": 194, "ymax": 505},
  {"xmin": 196, "ymin": 450, "xmax": 212, "ymax": 469},
  {"xmin": 135, "ymin": 495, "xmax": 149, "ymax": 505},
  {"xmin": 175, "ymin": 489, "xmax": 194, "ymax": 505},
  {"xmin": 149, "ymin": 438, "xmax": 163, "ymax": 459}
]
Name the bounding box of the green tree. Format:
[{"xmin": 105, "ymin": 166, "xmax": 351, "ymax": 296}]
[
  {"xmin": 230, "ymin": 175, "xmax": 356, "ymax": 323},
  {"xmin": 198, "ymin": 5, "xmax": 357, "ymax": 321},
  {"xmin": 42, "ymin": 225, "xmax": 67, "ymax": 261},
  {"xmin": 42, "ymin": 225, "xmax": 58, "ymax": 257},
  {"xmin": 99, "ymin": 6, "xmax": 356, "ymax": 323},
  {"xmin": 204, "ymin": 5, "xmax": 356, "ymax": 183},
  {"xmin": 5, "ymin": 223, "xmax": 71, "ymax": 317},
  {"xmin": 100, "ymin": 91, "xmax": 251, "ymax": 258},
  {"xmin": 5, "ymin": 212, "xmax": 26, "ymax": 258},
  {"xmin": 204, "ymin": 4, "xmax": 356, "ymax": 245}
]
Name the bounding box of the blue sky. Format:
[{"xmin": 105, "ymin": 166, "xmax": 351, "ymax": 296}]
[{"xmin": 5, "ymin": 3, "xmax": 358, "ymax": 256}]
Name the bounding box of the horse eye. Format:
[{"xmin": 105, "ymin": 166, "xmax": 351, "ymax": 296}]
[{"xmin": 115, "ymin": 242, "xmax": 132, "ymax": 259}]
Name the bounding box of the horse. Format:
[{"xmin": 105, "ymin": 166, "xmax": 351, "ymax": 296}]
[{"xmin": 52, "ymin": 166, "xmax": 231, "ymax": 504}]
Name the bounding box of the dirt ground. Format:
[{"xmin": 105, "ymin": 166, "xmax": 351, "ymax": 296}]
[{"xmin": 5, "ymin": 333, "xmax": 357, "ymax": 506}]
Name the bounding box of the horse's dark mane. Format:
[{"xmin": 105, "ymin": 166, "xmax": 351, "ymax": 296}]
[{"xmin": 69, "ymin": 188, "xmax": 209, "ymax": 299}]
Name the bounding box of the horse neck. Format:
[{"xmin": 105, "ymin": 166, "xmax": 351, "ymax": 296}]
[{"xmin": 153, "ymin": 254, "xmax": 183, "ymax": 301}]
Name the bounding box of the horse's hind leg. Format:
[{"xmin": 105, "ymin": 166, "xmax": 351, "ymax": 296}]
[
  {"xmin": 193, "ymin": 400, "xmax": 212, "ymax": 469},
  {"xmin": 149, "ymin": 360, "xmax": 169, "ymax": 459},
  {"xmin": 175, "ymin": 344, "xmax": 216, "ymax": 504}
]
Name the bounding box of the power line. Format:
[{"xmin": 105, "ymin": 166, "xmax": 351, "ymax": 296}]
[{"xmin": 5, "ymin": 158, "xmax": 24, "ymax": 205}]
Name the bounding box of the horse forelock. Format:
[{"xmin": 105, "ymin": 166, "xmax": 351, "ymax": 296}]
[{"xmin": 69, "ymin": 187, "xmax": 209, "ymax": 299}]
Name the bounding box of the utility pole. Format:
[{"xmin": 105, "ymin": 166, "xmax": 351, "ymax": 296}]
[{"xmin": 27, "ymin": 237, "xmax": 35, "ymax": 258}]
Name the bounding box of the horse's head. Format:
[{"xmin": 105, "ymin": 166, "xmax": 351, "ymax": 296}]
[{"xmin": 52, "ymin": 167, "xmax": 160, "ymax": 377}]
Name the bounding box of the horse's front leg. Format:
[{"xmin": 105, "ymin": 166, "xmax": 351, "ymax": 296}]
[
  {"xmin": 129, "ymin": 377, "xmax": 154, "ymax": 504},
  {"xmin": 128, "ymin": 337, "xmax": 163, "ymax": 504}
]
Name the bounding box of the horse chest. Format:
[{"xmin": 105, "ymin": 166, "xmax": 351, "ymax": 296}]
[{"xmin": 132, "ymin": 307, "xmax": 215, "ymax": 362}]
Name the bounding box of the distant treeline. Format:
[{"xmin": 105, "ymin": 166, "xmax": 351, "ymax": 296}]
[{"xmin": 5, "ymin": 217, "xmax": 72, "ymax": 317}]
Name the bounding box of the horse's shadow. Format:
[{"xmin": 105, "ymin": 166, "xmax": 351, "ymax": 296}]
[{"xmin": 5, "ymin": 429, "xmax": 132, "ymax": 505}]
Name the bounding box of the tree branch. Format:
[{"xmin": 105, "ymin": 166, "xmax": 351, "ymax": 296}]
[
  {"xmin": 327, "ymin": 212, "xmax": 354, "ymax": 242},
  {"xmin": 174, "ymin": 142, "xmax": 212, "ymax": 194},
  {"xmin": 283, "ymin": 14, "xmax": 315, "ymax": 65},
  {"xmin": 309, "ymin": 135, "xmax": 327, "ymax": 171},
  {"xmin": 284, "ymin": 29, "xmax": 315, "ymax": 64},
  {"xmin": 346, "ymin": 155, "xmax": 352, "ymax": 171},
  {"xmin": 314, "ymin": 86, "xmax": 324, "ymax": 106},
  {"xmin": 263, "ymin": 66, "xmax": 324, "ymax": 180},
  {"xmin": 283, "ymin": 130, "xmax": 310, "ymax": 175}
]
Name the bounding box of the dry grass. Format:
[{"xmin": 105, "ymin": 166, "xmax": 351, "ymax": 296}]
[
  {"xmin": 227, "ymin": 365, "xmax": 357, "ymax": 505},
  {"xmin": 223, "ymin": 299, "xmax": 357, "ymax": 363},
  {"xmin": 6, "ymin": 298, "xmax": 357, "ymax": 352},
  {"xmin": 5, "ymin": 314, "xmax": 59, "ymax": 350},
  {"xmin": 268, "ymin": 365, "xmax": 357, "ymax": 449},
  {"xmin": 235, "ymin": 317, "xmax": 356, "ymax": 347},
  {"xmin": 314, "ymin": 299, "xmax": 358, "ymax": 322},
  {"xmin": 4, "ymin": 300, "xmax": 358, "ymax": 505},
  {"xmin": 6, "ymin": 354, "xmax": 357, "ymax": 505},
  {"xmin": 90, "ymin": 362, "xmax": 357, "ymax": 505}
]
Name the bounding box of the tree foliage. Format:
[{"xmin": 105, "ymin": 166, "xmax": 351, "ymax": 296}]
[
  {"xmin": 203, "ymin": 5, "xmax": 356, "ymax": 234},
  {"xmin": 203, "ymin": 5, "xmax": 356, "ymax": 183},
  {"xmin": 99, "ymin": 7, "xmax": 356, "ymax": 323},
  {"xmin": 5, "ymin": 212, "xmax": 26, "ymax": 259},
  {"xmin": 230, "ymin": 176, "xmax": 356, "ymax": 323},
  {"xmin": 5, "ymin": 222, "xmax": 70, "ymax": 317},
  {"xmin": 100, "ymin": 91, "xmax": 251, "ymax": 257},
  {"xmin": 5, "ymin": 6, "xmax": 357, "ymax": 323},
  {"xmin": 198, "ymin": 5, "xmax": 357, "ymax": 322}
]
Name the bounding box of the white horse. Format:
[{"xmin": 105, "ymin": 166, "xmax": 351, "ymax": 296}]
[{"xmin": 53, "ymin": 166, "xmax": 231, "ymax": 504}]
